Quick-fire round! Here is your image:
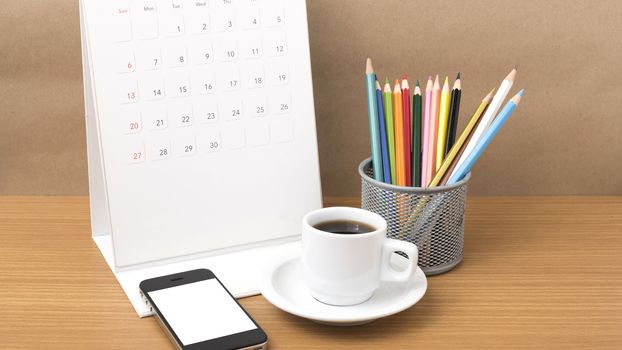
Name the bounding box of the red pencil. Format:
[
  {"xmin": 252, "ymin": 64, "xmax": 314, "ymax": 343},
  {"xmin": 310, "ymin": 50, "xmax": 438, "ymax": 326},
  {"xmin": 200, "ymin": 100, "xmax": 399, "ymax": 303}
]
[{"xmin": 401, "ymin": 75, "xmax": 411, "ymax": 186}]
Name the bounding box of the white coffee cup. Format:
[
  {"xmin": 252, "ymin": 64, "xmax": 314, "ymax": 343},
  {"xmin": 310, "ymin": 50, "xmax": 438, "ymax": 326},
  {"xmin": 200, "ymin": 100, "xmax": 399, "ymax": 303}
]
[{"xmin": 301, "ymin": 207, "xmax": 419, "ymax": 306}]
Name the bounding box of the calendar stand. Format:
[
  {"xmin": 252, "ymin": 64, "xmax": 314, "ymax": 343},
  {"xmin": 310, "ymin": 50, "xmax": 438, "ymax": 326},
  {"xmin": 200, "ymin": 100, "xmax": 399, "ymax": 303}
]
[
  {"xmin": 81, "ymin": 0, "xmax": 322, "ymax": 317},
  {"xmin": 92, "ymin": 233, "xmax": 301, "ymax": 317}
]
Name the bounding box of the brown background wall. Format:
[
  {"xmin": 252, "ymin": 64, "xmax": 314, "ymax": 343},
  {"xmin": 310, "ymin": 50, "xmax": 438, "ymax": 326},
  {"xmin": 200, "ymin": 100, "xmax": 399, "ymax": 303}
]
[{"xmin": 1, "ymin": 0, "xmax": 621, "ymax": 196}]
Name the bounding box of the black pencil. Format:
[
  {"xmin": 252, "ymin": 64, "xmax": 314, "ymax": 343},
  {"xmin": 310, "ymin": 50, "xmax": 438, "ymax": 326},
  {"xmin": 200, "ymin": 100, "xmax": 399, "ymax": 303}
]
[
  {"xmin": 412, "ymin": 80, "xmax": 422, "ymax": 187},
  {"xmin": 445, "ymin": 73, "xmax": 462, "ymax": 155}
]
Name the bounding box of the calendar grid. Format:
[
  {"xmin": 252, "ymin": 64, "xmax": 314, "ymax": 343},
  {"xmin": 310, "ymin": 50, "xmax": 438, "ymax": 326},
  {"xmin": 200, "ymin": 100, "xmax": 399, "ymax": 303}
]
[{"xmin": 110, "ymin": 0, "xmax": 294, "ymax": 164}]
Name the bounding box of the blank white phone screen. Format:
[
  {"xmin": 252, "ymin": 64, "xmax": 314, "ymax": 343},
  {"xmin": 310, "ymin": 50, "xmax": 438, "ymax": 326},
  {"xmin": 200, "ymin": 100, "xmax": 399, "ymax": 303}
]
[{"xmin": 149, "ymin": 279, "xmax": 257, "ymax": 346}]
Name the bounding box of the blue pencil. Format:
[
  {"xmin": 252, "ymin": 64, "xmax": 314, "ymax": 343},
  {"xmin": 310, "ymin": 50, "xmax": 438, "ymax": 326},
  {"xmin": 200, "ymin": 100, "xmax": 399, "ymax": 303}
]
[
  {"xmin": 447, "ymin": 89, "xmax": 524, "ymax": 184},
  {"xmin": 365, "ymin": 58, "xmax": 383, "ymax": 181},
  {"xmin": 375, "ymin": 80, "xmax": 391, "ymax": 184}
]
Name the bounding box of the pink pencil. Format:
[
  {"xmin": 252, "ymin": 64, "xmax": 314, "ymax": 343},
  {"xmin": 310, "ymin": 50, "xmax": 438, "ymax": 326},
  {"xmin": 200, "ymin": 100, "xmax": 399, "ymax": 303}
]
[
  {"xmin": 421, "ymin": 76, "xmax": 433, "ymax": 186},
  {"xmin": 426, "ymin": 75, "xmax": 441, "ymax": 186}
]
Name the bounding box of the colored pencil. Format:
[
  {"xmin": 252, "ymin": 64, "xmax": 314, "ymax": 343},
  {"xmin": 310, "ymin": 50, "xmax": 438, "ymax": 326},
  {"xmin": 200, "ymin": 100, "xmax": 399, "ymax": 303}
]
[
  {"xmin": 401, "ymin": 75, "xmax": 412, "ymax": 186},
  {"xmin": 365, "ymin": 58, "xmax": 383, "ymax": 180},
  {"xmin": 421, "ymin": 76, "xmax": 433, "ymax": 186},
  {"xmin": 440, "ymin": 97, "xmax": 493, "ymax": 186},
  {"xmin": 445, "ymin": 73, "xmax": 462, "ymax": 155},
  {"xmin": 383, "ymin": 79, "xmax": 397, "ymax": 184},
  {"xmin": 429, "ymin": 88, "xmax": 494, "ymax": 187},
  {"xmin": 375, "ymin": 80, "xmax": 391, "ymax": 184},
  {"xmin": 393, "ymin": 80, "xmax": 405, "ymax": 186},
  {"xmin": 424, "ymin": 75, "xmax": 441, "ymax": 186},
  {"xmin": 412, "ymin": 81, "xmax": 422, "ymax": 187},
  {"xmin": 436, "ymin": 76, "xmax": 451, "ymax": 170},
  {"xmin": 449, "ymin": 66, "xmax": 517, "ymax": 180},
  {"xmin": 448, "ymin": 90, "xmax": 524, "ymax": 184},
  {"xmin": 439, "ymin": 117, "xmax": 479, "ymax": 185}
]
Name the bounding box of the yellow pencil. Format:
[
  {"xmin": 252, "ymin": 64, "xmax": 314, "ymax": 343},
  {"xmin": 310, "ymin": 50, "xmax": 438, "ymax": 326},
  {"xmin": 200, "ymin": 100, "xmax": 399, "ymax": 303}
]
[
  {"xmin": 436, "ymin": 76, "xmax": 451, "ymax": 171},
  {"xmin": 393, "ymin": 80, "xmax": 405, "ymax": 186},
  {"xmin": 429, "ymin": 88, "xmax": 495, "ymax": 187}
]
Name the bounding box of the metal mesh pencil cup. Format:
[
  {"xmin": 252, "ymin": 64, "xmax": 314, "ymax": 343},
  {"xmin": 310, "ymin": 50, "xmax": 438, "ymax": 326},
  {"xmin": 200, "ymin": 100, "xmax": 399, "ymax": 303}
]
[{"xmin": 359, "ymin": 158, "xmax": 470, "ymax": 275}]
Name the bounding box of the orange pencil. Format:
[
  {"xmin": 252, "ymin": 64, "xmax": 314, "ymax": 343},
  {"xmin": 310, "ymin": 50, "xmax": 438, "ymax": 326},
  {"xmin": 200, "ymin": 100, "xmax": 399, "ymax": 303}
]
[
  {"xmin": 393, "ymin": 80, "xmax": 405, "ymax": 186},
  {"xmin": 424, "ymin": 75, "xmax": 441, "ymax": 185}
]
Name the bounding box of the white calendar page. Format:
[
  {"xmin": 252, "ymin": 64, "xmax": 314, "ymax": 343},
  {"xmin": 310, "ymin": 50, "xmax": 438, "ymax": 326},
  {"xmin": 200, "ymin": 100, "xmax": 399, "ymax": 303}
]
[{"xmin": 82, "ymin": 0, "xmax": 321, "ymax": 268}]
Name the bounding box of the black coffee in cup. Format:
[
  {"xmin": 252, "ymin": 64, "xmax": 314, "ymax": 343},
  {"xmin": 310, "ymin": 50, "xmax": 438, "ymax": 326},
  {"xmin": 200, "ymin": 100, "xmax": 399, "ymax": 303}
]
[{"xmin": 313, "ymin": 220, "xmax": 376, "ymax": 235}]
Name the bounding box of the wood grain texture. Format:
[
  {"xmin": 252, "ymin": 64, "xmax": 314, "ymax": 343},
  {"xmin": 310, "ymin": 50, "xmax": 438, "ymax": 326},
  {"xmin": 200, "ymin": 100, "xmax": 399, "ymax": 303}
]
[{"xmin": 1, "ymin": 196, "xmax": 621, "ymax": 349}]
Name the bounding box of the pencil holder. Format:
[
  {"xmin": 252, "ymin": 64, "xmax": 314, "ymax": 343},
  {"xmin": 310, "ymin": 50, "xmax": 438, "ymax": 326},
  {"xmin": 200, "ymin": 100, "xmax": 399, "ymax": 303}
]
[{"xmin": 359, "ymin": 158, "xmax": 470, "ymax": 275}]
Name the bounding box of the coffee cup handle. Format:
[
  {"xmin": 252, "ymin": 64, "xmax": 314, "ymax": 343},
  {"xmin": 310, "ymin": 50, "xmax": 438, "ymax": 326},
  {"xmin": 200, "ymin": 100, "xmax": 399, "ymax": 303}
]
[{"xmin": 380, "ymin": 239, "xmax": 419, "ymax": 282}]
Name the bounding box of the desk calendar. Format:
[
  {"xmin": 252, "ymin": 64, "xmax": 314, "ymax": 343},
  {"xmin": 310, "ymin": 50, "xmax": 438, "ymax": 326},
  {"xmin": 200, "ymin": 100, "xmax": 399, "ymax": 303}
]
[{"xmin": 80, "ymin": 0, "xmax": 321, "ymax": 316}]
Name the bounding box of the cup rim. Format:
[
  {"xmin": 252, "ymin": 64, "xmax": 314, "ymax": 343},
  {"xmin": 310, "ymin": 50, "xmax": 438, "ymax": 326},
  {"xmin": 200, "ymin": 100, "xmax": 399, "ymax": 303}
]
[{"xmin": 302, "ymin": 206, "xmax": 387, "ymax": 239}]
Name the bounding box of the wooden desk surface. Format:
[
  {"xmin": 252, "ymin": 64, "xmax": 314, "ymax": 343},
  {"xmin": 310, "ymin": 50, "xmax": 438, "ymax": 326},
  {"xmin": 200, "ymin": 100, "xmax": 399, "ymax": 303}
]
[{"xmin": 1, "ymin": 196, "xmax": 621, "ymax": 349}]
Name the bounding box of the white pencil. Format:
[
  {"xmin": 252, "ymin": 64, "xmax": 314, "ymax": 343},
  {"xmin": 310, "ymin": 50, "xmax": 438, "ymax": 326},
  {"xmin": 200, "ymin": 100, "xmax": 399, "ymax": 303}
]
[
  {"xmin": 448, "ymin": 66, "xmax": 517, "ymax": 179},
  {"xmin": 448, "ymin": 89, "xmax": 524, "ymax": 184}
]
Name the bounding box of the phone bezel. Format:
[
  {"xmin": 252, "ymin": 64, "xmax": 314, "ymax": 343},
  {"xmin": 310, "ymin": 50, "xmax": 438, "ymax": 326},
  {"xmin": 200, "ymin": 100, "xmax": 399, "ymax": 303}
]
[{"xmin": 139, "ymin": 269, "xmax": 268, "ymax": 350}]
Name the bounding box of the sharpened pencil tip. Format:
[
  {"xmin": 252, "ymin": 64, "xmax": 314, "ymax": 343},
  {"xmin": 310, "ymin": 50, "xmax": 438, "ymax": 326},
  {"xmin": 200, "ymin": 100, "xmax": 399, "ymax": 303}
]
[
  {"xmin": 505, "ymin": 67, "xmax": 518, "ymax": 82},
  {"xmin": 383, "ymin": 80, "xmax": 392, "ymax": 92},
  {"xmin": 511, "ymin": 89, "xmax": 524, "ymax": 105},
  {"xmin": 514, "ymin": 64, "xmax": 519, "ymax": 71},
  {"xmin": 425, "ymin": 77, "xmax": 433, "ymax": 91},
  {"xmin": 483, "ymin": 88, "xmax": 496, "ymax": 103},
  {"xmin": 456, "ymin": 72, "xmax": 461, "ymax": 79},
  {"xmin": 414, "ymin": 83, "xmax": 422, "ymax": 95},
  {"xmin": 402, "ymin": 73, "xmax": 407, "ymax": 80},
  {"xmin": 401, "ymin": 77, "xmax": 409, "ymax": 90},
  {"xmin": 433, "ymin": 75, "xmax": 440, "ymax": 89},
  {"xmin": 366, "ymin": 57, "xmax": 374, "ymax": 74},
  {"xmin": 416, "ymin": 79, "xmax": 420, "ymax": 87},
  {"xmin": 452, "ymin": 76, "xmax": 461, "ymax": 90},
  {"xmin": 393, "ymin": 80, "xmax": 401, "ymax": 93},
  {"xmin": 428, "ymin": 75, "xmax": 432, "ymax": 81},
  {"xmin": 375, "ymin": 80, "xmax": 381, "ymax": 90},
  {"xmin": 385, "ymin": 77, "xmax": 389, "ymax": 84},
  {"xmin": 444, "ymin": 76, "xmax": 449, "ymax": 85}
]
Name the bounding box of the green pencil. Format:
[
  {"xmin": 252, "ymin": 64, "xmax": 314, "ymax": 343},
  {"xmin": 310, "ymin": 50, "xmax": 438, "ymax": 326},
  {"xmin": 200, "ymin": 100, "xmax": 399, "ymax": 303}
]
[
  {"xmin": 412, "ymin": 80, "xmax": 422, "ymax": 187},
  {"xmin": 383, "ymin": 78, "xmax": 396, "ymax": 184}
]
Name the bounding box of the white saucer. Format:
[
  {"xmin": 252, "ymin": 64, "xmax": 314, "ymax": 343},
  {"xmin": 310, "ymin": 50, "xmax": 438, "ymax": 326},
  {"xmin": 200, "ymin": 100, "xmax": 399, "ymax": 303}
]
[{"xmin": 258, "ymin": 252, "xmax": 427, "ymax": 326}]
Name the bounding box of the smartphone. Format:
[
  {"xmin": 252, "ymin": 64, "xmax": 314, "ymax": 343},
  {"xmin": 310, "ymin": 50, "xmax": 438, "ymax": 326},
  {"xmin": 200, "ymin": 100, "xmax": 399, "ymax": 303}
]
[{"xmin": 140, "ymin": 269, "xmax": 268, "ymax": 350}]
